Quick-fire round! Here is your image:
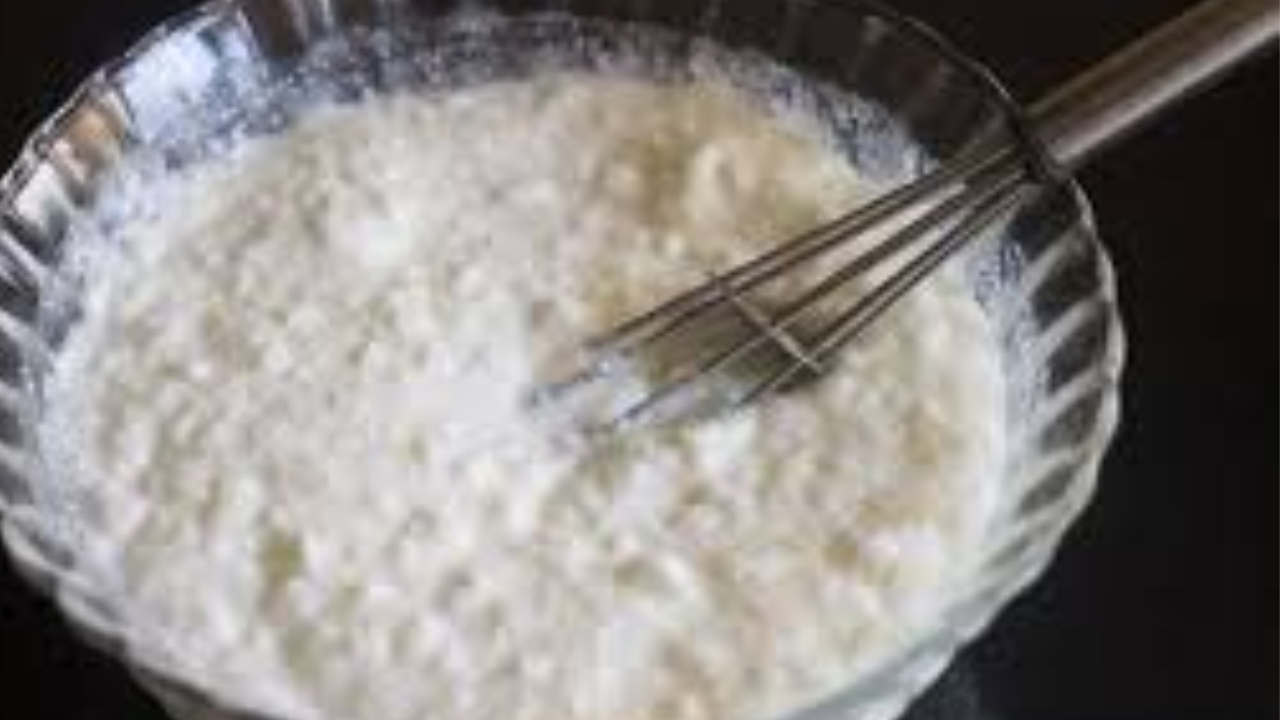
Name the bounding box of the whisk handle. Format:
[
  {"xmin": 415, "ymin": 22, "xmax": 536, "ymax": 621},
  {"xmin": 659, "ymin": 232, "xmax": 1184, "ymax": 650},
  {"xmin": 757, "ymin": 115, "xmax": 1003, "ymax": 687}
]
[{"xmin": 1030, "ymin": 0, "xmax": 1278, "ymax": 170}]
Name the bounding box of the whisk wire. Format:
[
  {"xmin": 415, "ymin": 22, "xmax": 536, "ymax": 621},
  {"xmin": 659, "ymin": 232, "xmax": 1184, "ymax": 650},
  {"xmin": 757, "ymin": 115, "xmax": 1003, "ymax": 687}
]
[
  {"xmin": 600, "ymin": 144, "xmax": 1033, "ymax": 429},
  {"xmin": 731, "ymin": 166, "xmax": 1030, "ymax": 410},
  {"xmin": 590, "ymin": 144, "xmax": 1013, "ymax": 359}
]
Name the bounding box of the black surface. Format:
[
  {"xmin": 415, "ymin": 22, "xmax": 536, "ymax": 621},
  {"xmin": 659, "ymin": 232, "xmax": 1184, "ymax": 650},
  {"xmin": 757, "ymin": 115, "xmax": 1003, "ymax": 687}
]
[{"xmin": 0, "ymin": 1, "xmax": 1275, "ymax": 719}]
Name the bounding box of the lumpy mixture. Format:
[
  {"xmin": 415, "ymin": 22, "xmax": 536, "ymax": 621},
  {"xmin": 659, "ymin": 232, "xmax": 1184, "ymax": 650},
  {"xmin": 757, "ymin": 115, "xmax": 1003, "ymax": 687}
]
[{"xmin": 47, "ymin": 74, "xmax": 1005, "ymax": 720}]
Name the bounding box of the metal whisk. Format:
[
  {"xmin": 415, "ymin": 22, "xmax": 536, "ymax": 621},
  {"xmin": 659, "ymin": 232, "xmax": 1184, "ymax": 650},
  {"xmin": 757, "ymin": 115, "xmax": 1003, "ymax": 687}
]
[{"xmin": 544, "ymin": 0, "xmax": 1278, "ymax": 433}]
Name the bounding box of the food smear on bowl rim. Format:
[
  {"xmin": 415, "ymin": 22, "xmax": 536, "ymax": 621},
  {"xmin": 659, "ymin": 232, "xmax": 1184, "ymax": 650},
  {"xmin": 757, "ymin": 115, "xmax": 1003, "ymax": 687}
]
[{"xmin": 43, "ymin": 72, "xmax": 1007, "ymax": 720}]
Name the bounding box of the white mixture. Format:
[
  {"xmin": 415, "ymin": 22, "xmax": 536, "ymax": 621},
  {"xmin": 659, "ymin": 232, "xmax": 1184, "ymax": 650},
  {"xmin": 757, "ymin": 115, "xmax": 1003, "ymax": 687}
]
[{"xmin": 47, "ymin": 74, "xmax": 1005, "ymax": 720}]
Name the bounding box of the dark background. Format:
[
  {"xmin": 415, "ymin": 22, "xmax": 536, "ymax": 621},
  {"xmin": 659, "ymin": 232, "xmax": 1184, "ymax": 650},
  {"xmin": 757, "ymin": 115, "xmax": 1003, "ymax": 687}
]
[{"xmin": 0, "ymin": 1, "xmax": 1275, "ymax": 719}]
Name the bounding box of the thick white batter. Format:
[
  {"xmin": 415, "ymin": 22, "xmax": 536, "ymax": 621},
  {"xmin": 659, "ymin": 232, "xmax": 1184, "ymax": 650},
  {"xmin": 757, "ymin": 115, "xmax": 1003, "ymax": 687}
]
[{"xmin": 47, "ymin": 74, "xmax": 1005, "ymax": 720}]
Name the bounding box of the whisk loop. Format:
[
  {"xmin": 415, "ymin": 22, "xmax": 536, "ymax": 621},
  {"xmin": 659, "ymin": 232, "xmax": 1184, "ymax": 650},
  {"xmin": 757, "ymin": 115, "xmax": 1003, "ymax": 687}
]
[{"xmin": 543, "ymin": 143, "xmax": 1039, "ymax": 433}]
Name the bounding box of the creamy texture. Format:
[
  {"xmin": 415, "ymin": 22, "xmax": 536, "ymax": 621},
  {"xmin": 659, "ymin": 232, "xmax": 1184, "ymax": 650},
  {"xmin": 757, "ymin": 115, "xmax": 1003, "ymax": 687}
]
[{"xmin": 48, "ymin": 75, "xmax": 1005, "ymax": 720}]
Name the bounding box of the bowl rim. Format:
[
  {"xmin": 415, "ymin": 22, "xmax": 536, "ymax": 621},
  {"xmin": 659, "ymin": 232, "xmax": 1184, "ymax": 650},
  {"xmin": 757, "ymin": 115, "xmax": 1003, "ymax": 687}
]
[{"xmin": 0, "ymin": 1, "xmax": 1127, "ymax": 719}]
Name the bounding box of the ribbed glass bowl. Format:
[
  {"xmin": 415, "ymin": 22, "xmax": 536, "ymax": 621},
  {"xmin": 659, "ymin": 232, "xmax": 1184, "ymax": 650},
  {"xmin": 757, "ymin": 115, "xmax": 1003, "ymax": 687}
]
[{"xmin": 0, "ymin": 1, "xmax": 1124, "ymax": 719}]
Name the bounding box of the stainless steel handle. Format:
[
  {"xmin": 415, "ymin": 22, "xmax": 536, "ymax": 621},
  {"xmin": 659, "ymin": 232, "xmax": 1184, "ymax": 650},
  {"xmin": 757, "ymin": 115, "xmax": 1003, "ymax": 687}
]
[{"xmin": 1030, "ymin": 0, "xmax": 1279, "ymax": 169}]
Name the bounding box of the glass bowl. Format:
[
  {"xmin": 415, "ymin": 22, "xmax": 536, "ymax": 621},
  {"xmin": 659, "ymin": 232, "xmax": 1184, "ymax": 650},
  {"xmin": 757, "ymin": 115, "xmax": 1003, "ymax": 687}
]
[{"xmin": 0, "ymin": 1, "xmax": 1124, "ymax": 719}]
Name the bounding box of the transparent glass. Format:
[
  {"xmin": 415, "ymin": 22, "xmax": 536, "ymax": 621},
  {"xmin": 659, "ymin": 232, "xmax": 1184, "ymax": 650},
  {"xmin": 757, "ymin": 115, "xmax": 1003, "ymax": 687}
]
[{"xmin": 0, "ymin": 1, "xmax": 1124, "ymax": 719}]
